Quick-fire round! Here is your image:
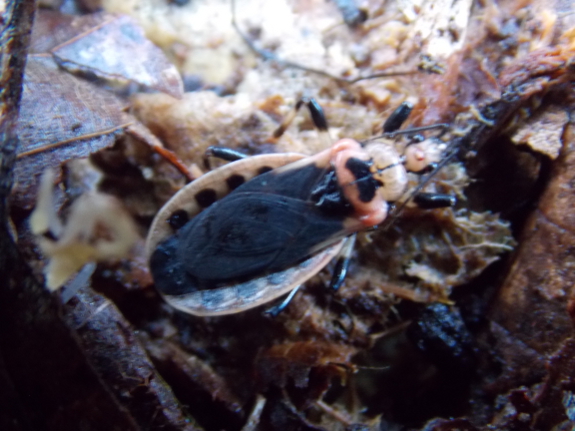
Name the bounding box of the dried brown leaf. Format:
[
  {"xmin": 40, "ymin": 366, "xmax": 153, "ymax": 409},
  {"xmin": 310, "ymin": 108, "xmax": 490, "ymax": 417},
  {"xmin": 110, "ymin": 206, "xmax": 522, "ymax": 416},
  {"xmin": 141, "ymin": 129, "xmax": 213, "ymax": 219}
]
[
  {"xmin": 420, "ymin": 418, "xmax": 479, "ymax": 431},
  {"xmin": 13, "ymin": 55, "xmax": 132, "ymax": 209},
  {"xmin": 144, "ymin": 337, "xmax": 245, "ymax": 430},
  {"xmin": 30, "ymin": 9, "xmax": 85, "ymax": 53},
  {"xmin": 13, "ymin": 54, "xmax": 190, "ymax": 211},
  {"xmin": 532, "ymin": 338, "xmax": 575, "ymax": 429},
  {"xmin": 485, "ymin": 322, "xmax": 546, "ymax": 394},
  {"xmin": 63, "ymin": 286, "xmax": 200, "ymax": 431},
  {"xmin": 147, "ymin": 338, "xmax": 243, "ymax": 411},
  {"xmin": 31, "ymin": 10, "xmax": 183, "ymax": 98},
  {"xmin": 489, "ymin": 115, "xmax": 575, "ymax": 357},
  {"xmin": 257, "ymin": 341, "xmax": 356, "ymax": 390},
  {"xmin": 51, "ymin": 13, "xmax": 183, "ymax": 98},
  {"xmin": 510, "ymin": 106, "xmax": 568, "ymax": 159}
]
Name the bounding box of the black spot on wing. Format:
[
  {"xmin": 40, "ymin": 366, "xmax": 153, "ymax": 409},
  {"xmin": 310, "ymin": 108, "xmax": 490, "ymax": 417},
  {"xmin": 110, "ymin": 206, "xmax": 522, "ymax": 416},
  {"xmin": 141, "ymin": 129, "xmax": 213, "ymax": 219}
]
[
  {"xmin": 195, "ymin": 188, "xmax": 217, "ymax": 207},
  {"xmin": 257, "ymin": 166, "xmax": 273, "ymax": 175},
  {"xmin": 168, "ymin": 209, "xmax": 189, "ymax": 231},
  {"xmin": 226, "ymin": 174, "xmax": 245, "ymax": 190}
]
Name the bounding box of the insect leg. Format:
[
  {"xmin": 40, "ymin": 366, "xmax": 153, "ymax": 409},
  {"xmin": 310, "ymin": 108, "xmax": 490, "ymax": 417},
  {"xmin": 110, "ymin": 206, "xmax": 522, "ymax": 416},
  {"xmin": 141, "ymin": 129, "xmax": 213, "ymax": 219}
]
[
  {"xmin": 413, "ymin": 193, "xmax": 456, "ymax": 209},
  {"xmin": 271, "ymin": 98, "xmax": 332, "ymax": 147},
  {"xmin": 381, "ymin": 102, "xmax": 450, "ymax": 138},
  {"xmin": 203, "ymin": 146, "xmax": 248, "ymax": 170},
  {"xmin": 329, "ymin": 234, "xmax": 357, "ymax": 291},
  {"xmin": 383, "ymin": 101, "xmax": 414, "ymax": 133},
  {"xmin": 363, "ymin": 107, "xmax": 449, "ymax": 148},
  {"xmin": 263, "ymin": 285, "xmax": 301, "ymax": 317}
]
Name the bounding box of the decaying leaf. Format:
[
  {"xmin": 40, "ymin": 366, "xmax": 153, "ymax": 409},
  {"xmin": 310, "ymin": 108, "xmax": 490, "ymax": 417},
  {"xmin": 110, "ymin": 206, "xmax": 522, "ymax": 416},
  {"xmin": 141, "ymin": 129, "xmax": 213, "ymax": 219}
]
[
  {"xmin": 62, "ymin": 285, "xmax": 201, "ymax": 431},
  {"xmin": 144, "ymin": 337, "xmax": 245, "ymax": 430},
  {"xmin": 31, "ymin": 9, "xmax": 184, "ymax": 98},
  {"xmin": 13, "ymin": 54, "xmax": 190, "ymax": 210},
  {"xmin": 510, "ymin": 105, "xmax": 568, "ymax": 159},
  {"xmin": 488, "ymin": 109, "xmax": 575, "ymax": 358},
  {"xmin": 14, "ymin": 55, "xmax": 132, "ymax": 209},
  {"xmin": 257, "ymin": 341, "xmax": 356, "ymax": 393},
  {"xmin": 407, "ymin": 0, "xmax": 473, "ymax": 59},
  {"xmin": 131, "ymin": 91, "xmax": 279, "ymax": 165},
  {"xmin": 30, "ymin": 169, "xmax": 138, "ymax": 290}
]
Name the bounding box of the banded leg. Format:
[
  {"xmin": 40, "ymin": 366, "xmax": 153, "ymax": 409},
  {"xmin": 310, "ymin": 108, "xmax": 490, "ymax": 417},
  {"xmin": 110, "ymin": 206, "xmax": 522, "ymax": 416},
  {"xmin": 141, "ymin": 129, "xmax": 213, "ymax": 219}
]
[
  {"xmin": 383, "ymin": 101, "xmax": 414, "ymax": 133},
  {"xmin": 203, "ymin": 146, "xmax": 248, "ymax": 170},
  {"xmin": 413, "ymin": 193, "xmax": 456, "ymax": 209},
  {"xmin": 271, "ymin": 97, "xmax": 332, "ymax": 148},
  {"xmin": 381, "ymin": 101, "xmax": 449, "ymax": 138},
  {"xmin": 383, "ymin": 181, "xmax": 457, "ymax": 231},
  {"xmin": 263, "ymin": 285, "xmax": 301, "ymax": 317},
  {"xmin": 386, "ymin": 123, "xmax": 450, "ymax": 139},
  {"xmin": 329, "ymin": 234, "xmax": 357, "ymax": 291}
]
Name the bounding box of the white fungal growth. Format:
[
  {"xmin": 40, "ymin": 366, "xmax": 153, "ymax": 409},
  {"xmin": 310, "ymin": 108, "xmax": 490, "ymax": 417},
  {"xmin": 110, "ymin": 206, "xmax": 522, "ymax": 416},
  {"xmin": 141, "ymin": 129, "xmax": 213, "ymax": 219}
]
[{"xmin": 31, "ymin": 169, "xmax": 139, "ymax": 291}]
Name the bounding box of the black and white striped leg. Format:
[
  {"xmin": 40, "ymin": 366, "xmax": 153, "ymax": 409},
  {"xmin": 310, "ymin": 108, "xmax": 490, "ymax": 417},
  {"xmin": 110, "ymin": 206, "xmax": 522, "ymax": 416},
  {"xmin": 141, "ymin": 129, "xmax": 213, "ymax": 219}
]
[
  {"xmin": 413, "ymin": 193, "xmax": 456, "ymax": 209},
  {"xmin": 263, "ymin": 285, "xmax": 301, "ymax": 317},
  {"xmin": 203, "ymin": 146, "xmax": 248, "ymax": 170},
  {"xmin": 329, "ymin": 234, "xmax": 357, "ymax": 291},
  {"xmin": 272, "ymin": 97, "xmax": 332, "ymax": 147}
]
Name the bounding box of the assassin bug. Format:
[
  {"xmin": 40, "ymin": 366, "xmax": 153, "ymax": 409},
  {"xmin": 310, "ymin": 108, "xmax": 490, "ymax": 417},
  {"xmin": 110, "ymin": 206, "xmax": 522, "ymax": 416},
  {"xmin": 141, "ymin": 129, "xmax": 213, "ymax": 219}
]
[{"xmin": 145, "ymin": 99, "xmax": 455, "ymax": 316}]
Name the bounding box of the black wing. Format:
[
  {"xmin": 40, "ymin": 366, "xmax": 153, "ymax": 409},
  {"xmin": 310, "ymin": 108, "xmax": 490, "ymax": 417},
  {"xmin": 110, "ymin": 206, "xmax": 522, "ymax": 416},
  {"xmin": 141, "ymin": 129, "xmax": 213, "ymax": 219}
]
[{"xmin": 178, "ymin": 162, "xmax": 354, "ymax": 282}]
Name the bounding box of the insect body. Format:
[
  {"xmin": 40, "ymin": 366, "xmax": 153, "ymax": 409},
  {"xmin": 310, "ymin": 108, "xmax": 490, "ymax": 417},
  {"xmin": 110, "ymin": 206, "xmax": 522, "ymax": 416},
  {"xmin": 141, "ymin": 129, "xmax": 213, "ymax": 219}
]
[{"xmin": 146, "ymin": 99, "xmax": 453, "ymax": 316}]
